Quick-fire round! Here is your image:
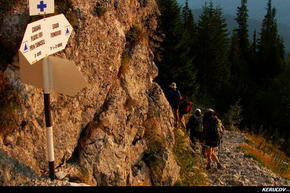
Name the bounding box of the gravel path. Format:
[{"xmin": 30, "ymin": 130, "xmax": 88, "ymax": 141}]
[{"xmin": 204, "ymin": 130, "xmax": 290, "ymax": 186}]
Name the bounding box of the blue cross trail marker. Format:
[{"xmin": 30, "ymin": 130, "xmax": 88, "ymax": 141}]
[{"xmin": 37, "ymin": 1, "xmax": 47, "ymax": 12}]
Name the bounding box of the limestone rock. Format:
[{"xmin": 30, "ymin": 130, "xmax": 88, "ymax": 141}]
[
  {"xmin": 55, "ymin": 171, "xmax": 68, "ymax": 180},
  {"xmin": 3, "ymin": 135, "xmax": 14, "ymax": 146},
  {"xmin": 0, "ymin": 0, "xmax": 180, "ymax": 186}
]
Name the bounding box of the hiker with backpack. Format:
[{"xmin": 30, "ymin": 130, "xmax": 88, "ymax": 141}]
[
  {"xmin": 179, "ymin": 96, "xmax": 193, "ymax": 128},
  {"xmin": 203, "ymin": 108, "xmax": 224, "ymax": 170},
  {"xmin": 167, "ymin": 82, "xmax": 182, "ymax": 127},
  {"xmin": 186, "ymin": 108, "xmax": 204, "ymax": 146}
]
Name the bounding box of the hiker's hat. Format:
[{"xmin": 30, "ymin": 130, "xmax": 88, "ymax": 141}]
[
  {"xmin": 170, "ymin": 82, "xmax": 177, "ymax": 89},
  {"xmin": 195, "ymin": 108, "xmax": 201, "ymax": 113},
  {"xmin": 207, "ymin": 108, "xmax": 214, "ymax": 112}
]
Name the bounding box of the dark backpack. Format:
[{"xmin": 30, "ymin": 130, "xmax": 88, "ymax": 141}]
[{"xmin": 206, "ymin": 117, "xmax": 223, "ymax": 142}]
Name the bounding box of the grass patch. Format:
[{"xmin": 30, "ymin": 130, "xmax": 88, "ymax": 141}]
[
  {"xmin": 240, "ymin": 133, "xmax": 290, "ymax": 180},
  {"xmin": 94, "ymin": 2, "xmax": 107, "ymax": 17},
  {"xmin": 125, "ymin": 25, "xmax": 147, "ymax": 49},
  {"xmin": 143, "ymin": 139, "xmax": 166, "ymax": 185},
  {"xmin": 142, "ymin": 116, "xmax": 168, "ymax": 185},
  {"xmin": 118, "ymin": 52, "xmax": 131, "ymax": 77},
  {"xmin": 94, "ymin": 7, "xmax": 106, "ymax": 17},
  {"xmin": 173, "ymin": 126, "xmax": 209, "ymax": 186}
]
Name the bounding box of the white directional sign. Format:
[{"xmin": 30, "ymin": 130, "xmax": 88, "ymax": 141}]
[
  {"xmin": 29, "ymin": 0, "xmax": 55, "ymax": 16},
  {"xmin": 19, "ymin": 14, "xmax": 73, "ymax": 64},
  {"xmin": 19, "ymin": 52, "xmax": 88, "ymax": 96}
]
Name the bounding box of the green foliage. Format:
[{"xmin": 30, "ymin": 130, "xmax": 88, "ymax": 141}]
[
  {"xmin": 143, "ymin": 140, "xmax": 165, "ymax": 168},
  {"xmin": 154, "ymin": 0, "xmax": 289, "ymax": 156},
  {"xmin": 142, "ymin": 125, "xmax": 167, "ymax": 185},
  {"xmin": 176, "ymin": 1, "xmax": 199, "ymax": 98},
  {"xmin": 125, "ymin": 25, "xmax": 144, "ymax": 46},
  {"xmin": 118, "ymin": 25, "xmax": 145, "ymax": 77},
  {"xmin": 93, "ymin": 2, "xmax": 107, "ymax": 17},
  {"xmin": 228, "ymin": 30, "xmax": 247, "ymax": 98},
  {"xmin": 256, "ymin": 0, "xmax": 285, "ymax": 84},
  {"xmin": 173, "ymin": 127, "xmax": 209, "ymax": 186},
  {"xmin": 235, "ymin": 0, "xmax": 250, "ymax": 56},
  {"xmin": 118, "ymin": 52, "xmax": 130, "ymax": 77},
  {"xmin": 0, "ymin": 72, "xmax": 21, "ymax": 136},
  {"xmin": 94, "ymin": 7, "xmax": 106, "ymax": 17},
  {"xmin": 230, "ymin": 0, "xmax": 252, "ymax": 98},
  {"xmin": 155, "ymin": 0, "xmax": 198, "ymax": 99},
  {"xmin": 138, "ymin": 0, "xmax": 149, "ymax": 8},
  {"xmin": 223, "ymin": 99, "xmax": 243, "ymax": 131},
  {"xmin": 195, "ymin": 3, "xmax": 230, "ymax": 96},
  {"xmin": 155, "ymin": 0, "xmax": 183, "ymax": 88}
]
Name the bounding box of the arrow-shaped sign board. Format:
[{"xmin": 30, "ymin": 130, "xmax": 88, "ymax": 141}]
[
  {"xmin": 19, "ymin": 14, "xmax": 73, "ymax": 65},
  {"xmin": 19, "ymin": 52, "xmax": 87, "ymax": 96},
  {"xmin": 29, "ymin": 0, "xmax": 55, "ymax": 16}
]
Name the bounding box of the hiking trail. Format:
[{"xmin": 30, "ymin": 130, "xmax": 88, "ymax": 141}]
[{"xmin": 202, "ymin": 130, "xmax": 290, "ymax": 186}]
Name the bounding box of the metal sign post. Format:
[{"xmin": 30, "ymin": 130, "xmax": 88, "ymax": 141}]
[
  {"xmin": 42, "ymin": 57, "xmax": 55, "ymax": 180},
  {"xmin": 19, "ymin": 0, "xmax": 87, "ymax": 181}
]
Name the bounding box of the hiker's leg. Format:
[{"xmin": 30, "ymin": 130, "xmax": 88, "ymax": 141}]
[
  {"xmin": 173, "ymin": 109, "xmax": 178, "ymax": 127},
  {"xmin": 206, "ymin": 147, "xmax": 212, "ymax": 169},
  {"xmin": 176, "ymin": 109, "xmax": 180, "ymax": 124},
  {"xmin": 211, "ymin": 147, "xmax": 223, "ymax": 169},
  {"xmin": 196, "ymin": 133, "xmax": 201, "ymax": 145},
  {"xmin": 180, "ymin": 115, "xmax": 185, "ymax": 128},
  {"xmin": 201, "ymin": 145, "xmax": 206, "ymax": 158},
  {"xmin": 210, "ymin": 147, "xmax": 220, "ymax": 163}
]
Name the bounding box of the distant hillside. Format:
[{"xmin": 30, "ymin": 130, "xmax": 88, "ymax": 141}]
[
  {"xmin": 192, "ymin": 9, "xmax": 290, "ymax": 53},
  {"xmin": 177, "ymin": 0, "xmax": 290, "ymax": 26}
]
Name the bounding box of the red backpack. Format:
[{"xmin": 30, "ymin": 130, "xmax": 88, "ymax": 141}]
[{"xmin": 180, "ymin": 100, "xmax": 193, "ymax": 114}]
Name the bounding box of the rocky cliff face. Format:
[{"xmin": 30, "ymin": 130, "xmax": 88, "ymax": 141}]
[{"xmin": 0, "ymin": 0, "xmax": 180, "ymax": 186}]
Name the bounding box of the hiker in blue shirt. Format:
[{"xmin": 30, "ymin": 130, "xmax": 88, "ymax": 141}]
[{"xmin": 167, "ymin": 82, "xmax": 182, "ymax": 127}]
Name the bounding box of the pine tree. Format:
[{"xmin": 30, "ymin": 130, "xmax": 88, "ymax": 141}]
[
  {"xmin": 176, "ymin": 0, "xmax": 198, "ymax": 98},
  {"xmin": 155, "ymin": 0, "xmax": 198, "ymax": 99},
  {"xmin": 228, "ymin": 30, "xmax": 243, "ymax": 97},
  {"xmin": 232, "ymin": 0, "xmax": 252, "ymax": 90},
  {"xmin": 249, "ymin": 30, "xmax": 258, "ymax": 81},
  {"xmin": 155, "ymin": 0, "xmax": 183, "ymax": 90},
  {"xmin": 252, "ymin": 30, "xmax": 257, "ymax": 54},
  {"xmin": 196, "ymin": 2, "xmax": 230, "ymax": 96},
  {"xmin": 182, "ymin": 0, "xmax": 195, "ymax": 33},
  {"xmin": 235, "ymin": 0, "xmax": 250, "ymax": 56},
  {"xmin": 257, "ymin": 0, "xmax": 285, "ymax": 85}
]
